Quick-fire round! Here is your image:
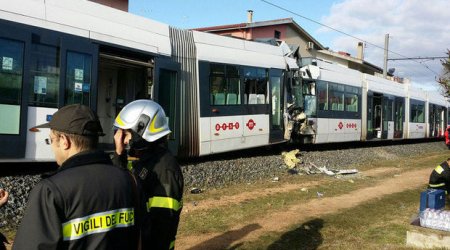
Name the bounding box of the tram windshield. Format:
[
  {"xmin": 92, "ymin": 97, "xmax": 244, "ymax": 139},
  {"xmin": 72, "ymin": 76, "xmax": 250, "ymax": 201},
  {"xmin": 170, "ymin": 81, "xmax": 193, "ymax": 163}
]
[
  {"xmin": 302, "ymin": 80, "xmax": 317, "ymax": 116},
  {"xmin": 289, "ymin": 77, "xmax": 317, "ymax": 116}
]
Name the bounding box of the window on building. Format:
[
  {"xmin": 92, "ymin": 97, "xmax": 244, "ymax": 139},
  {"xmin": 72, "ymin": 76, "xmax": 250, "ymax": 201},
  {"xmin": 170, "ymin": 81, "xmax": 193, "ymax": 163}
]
[
  {"xmin": 29, "ymin": 43, "xmax": 60, "ymax": 107},
  {"xmin": 209, "ymin": 64, "xmax": 240, "ymax": 105},
  {"xmin": 274, "ymin": 30, "xmax": 281, "ymax": 39}
]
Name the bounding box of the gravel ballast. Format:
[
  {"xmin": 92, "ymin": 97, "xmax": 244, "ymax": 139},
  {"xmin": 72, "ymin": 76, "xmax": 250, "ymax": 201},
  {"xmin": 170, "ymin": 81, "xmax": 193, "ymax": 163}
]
[{"xmin": 0, "ymin": 141, "xmax": 447, "ymax": 231}]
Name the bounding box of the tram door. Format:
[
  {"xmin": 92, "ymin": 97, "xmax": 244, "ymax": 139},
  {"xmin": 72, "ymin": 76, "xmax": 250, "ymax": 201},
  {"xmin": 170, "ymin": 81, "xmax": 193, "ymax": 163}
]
[
  {"xmin": 269, "ymin": 69, "xmax": 284, "ymax": 143},
  {"xmin": 97, "ymin": 54, "xmax": 151, "ymax": 149},
  {"xmin": 154, "ymin": 59, "xmax": 180, "ymax": 155},
  {"xmin": 394, "ymin": 97, "xmax": 404, "ymax": 138},
  {"xmin": 367, "ymin": 94, "xmax": 374, "ymax": 140},
  {"xmin": 429, "ymin": 104, "xmax": 445, "ymax": 137},
  {"xmin": 367, "ymin": 92, "xmax": 387, "ymax": 140},
  {"xmin": 429, "ymin": 104, "xmax": 436, "ymax": 137}
]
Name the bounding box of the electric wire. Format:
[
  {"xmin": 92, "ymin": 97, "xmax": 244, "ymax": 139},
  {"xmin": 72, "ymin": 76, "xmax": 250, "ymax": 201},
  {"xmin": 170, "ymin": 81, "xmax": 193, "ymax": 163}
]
[{"xmin": 260, "ymin": 0, "xmax": 443, "ymax": 76}]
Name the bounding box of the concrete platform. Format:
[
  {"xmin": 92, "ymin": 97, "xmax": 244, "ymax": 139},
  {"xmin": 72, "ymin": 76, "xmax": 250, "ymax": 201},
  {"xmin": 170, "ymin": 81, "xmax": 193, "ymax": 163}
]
[{"xmin": 406, "ymin": 216, "xmax": 450, "ymax": 249}]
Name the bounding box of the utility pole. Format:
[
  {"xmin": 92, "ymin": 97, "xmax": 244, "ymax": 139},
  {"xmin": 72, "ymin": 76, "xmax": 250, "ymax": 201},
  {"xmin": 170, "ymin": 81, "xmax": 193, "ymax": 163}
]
[{"xmin": 383, "ymin": 34, "xmax": 389, "ymax": 78}]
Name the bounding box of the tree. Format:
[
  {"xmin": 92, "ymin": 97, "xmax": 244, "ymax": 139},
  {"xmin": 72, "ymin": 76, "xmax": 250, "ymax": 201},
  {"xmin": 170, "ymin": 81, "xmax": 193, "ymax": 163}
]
[{"xmin": 437, "ymin": 49, "xmax": 450, "ymax": 97}]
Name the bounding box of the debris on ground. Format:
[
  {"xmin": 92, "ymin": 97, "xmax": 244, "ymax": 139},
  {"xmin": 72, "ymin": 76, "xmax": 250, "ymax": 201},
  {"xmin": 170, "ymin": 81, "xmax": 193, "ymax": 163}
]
[
  {"xmin": 272, "ymin": 177, "xmax": 280, "ymax": 182},
  {"xmin": 317, "ymin": 192, "xmax": 324, "ymax": 198},
  {"xmin": 281, "ymin": 149, "xmax": 301, "ymax": 169},
  {"xmin": 301, "ymin": 162, "xmax": 358, "ymax": 177},
  {"xmin": 281, "ymin": 150, "xmax": 359, "ymax": 177},
  {"xmin": 190, "ymin": 187, "xmax": 203, "ymax": 194}
]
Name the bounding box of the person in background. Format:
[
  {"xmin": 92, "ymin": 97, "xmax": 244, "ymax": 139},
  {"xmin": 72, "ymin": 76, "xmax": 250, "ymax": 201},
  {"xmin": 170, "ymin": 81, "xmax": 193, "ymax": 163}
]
[
  {"xmin": 13, "ymin": 104, "xmax": 139, "ymax": 250},
  {"xmin": 113, "ymin": 99, "xmax": 184, "ymax": 250},
  {"xmin": 429, "ymin": 158, "xmax": 450, "ymax": 195},
  {"xmin": 444, "ymin": 126, "xmax": 450, "ymax": 149}
]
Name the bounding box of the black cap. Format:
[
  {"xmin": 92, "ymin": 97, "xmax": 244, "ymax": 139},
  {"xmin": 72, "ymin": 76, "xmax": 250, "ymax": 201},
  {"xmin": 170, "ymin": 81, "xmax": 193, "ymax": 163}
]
[{"xmin": 33, "ymin": 104, "xmax": 104, "ymax": 136}]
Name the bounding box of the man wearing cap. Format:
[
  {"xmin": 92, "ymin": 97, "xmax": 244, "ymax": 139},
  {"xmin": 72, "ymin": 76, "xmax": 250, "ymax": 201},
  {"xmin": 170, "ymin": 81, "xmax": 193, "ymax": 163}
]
[{"xmin": 13, "ymin": 104, "xmax": 140, "ymax": 250}]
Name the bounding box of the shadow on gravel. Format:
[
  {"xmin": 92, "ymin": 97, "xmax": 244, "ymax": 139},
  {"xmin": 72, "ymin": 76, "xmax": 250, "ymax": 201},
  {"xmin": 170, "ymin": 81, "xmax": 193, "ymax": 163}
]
[
  {"xmin": 0, "ymin": 162, "xmax": 57, "ymax": 177},
  {"xmin": 267, "ymin": 218, "xmax": 324, "ymax": 250},
  {"xmin": 187, "ymin": 223, "xmax": 262, "ymax": 250}
]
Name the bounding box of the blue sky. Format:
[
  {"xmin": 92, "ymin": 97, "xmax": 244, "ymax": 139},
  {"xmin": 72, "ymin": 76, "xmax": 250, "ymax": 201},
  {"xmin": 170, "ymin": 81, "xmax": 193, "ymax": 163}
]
[
  {"xmin": 129, "ymin": 0, "xmax": 449, "ymax": 91},
  {"xmin": 129, "ymin": 0, "xmax": 338, "ymax": 47}
]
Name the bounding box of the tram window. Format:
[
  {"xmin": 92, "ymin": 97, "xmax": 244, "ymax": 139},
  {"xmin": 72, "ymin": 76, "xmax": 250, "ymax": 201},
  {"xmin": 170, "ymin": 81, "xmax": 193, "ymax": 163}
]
[
  {"xmin": 345, "ymin": 93, "xmax": 358, "ymax": 112},
  {"xmin": 417, "ymin": 104, "xmax": 425, "ymax": 122},
  {"xmin": 302, "ymin": 81, "xmax": 316, "ymax": 95},
  {"xmin": 28, "ymin": 44, "xmax": 60, "ymax": 108},
  {"xmin": 0, "ymin": 39, "xmax": 24, "ymax": 105},
  {"xmin": 65, "ymin": 51, "xmax": 92, "ymax": 106},
  {"xmin": 210, "ymin": 64, "xmax": 225, "ymax": 75},
  {"xmin": 209, "ymin": 64, "xmax": 240, "ymax": 105},
  {"xmin": 210, "ymin": 76, "xmax": 225, "ymax": 105},
  {"xmin": 227, "ymin": 78, "xmax": 240, "ymax": 104},
  {"xmin": 290, "ymin": 77, "xmax": 303, "ymax": 108},
  {"xmin": 317, "ymin": 81, "xmax": 328, "ymax": 111},
  {"xmin": 0, "ymin": 38, "xmax": 24, "ymax": 135},
  {"xmin": 244, "ymin": 66, "xmax": 268, "ymax": 104},
  {"xmin": 410, "ymin": 102, "xmax": 425, "ymax": 123},
  {"xmin": 329, "ymin": 84, "xmax": 344, "ymax": 111},
  {"xmin": 387, "ymin": 99, "xmax": 394, "ymax": 121},
  {"xmin": 302, "ymin": 81, "xmax": 317, "ymax": 116}
]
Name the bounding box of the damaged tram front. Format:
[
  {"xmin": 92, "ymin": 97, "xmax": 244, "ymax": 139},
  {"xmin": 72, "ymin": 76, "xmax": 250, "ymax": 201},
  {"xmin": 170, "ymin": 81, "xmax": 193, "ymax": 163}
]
[{"xmin": 284, "ymin": 64, "xmax": 320, "ymax": 144}]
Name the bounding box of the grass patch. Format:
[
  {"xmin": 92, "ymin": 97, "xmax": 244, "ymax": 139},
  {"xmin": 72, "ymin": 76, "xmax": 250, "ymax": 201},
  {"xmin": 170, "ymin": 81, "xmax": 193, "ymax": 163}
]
[
  {"xmin": 178, "ymin": 149, "xmax": 449, "ymax": 246},
  {"xmin": 241, "ymin": 188, "xmax": 422, "ymax": 250}
]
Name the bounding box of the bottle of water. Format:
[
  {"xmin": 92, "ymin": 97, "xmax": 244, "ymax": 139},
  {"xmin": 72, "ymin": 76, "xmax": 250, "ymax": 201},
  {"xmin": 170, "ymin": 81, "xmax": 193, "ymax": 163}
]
[{"xmin": 420, "ymin": 209, "xmax": 450, "ymax": 231}]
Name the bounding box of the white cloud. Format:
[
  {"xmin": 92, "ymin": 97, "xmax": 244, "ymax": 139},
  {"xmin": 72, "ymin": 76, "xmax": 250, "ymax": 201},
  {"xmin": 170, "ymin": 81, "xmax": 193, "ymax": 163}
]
[{"xmin": 319, "ymin": 0, "xmax": 450, "ymax": 90}]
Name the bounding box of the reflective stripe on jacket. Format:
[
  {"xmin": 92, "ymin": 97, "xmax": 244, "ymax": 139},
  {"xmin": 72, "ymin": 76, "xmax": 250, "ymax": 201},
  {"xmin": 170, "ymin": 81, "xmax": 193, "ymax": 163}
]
[
  {"xmin": 429, "ymin": 161, "xmax": 450, "ymax": 194},
  {"xmin": 13, "ymin": 150, "xmax": 139, "ymax": 250}
]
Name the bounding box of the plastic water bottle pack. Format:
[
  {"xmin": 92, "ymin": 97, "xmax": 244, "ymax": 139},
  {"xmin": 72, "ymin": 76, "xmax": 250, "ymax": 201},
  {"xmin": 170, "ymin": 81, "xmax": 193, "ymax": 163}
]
[{"xmin": 420, "ymin": 208, "xmax": 450, "ymax": 232}]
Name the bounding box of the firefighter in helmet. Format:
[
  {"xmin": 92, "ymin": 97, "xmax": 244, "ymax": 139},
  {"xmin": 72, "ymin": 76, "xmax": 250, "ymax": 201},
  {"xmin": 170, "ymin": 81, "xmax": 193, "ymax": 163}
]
[
  {"xmin": 429, "ymin": 158, "xmax": 450, "ymax": 195},
  {"xmin": 113, "ymin": 99, "xmax": 184, "ymax": 250}
]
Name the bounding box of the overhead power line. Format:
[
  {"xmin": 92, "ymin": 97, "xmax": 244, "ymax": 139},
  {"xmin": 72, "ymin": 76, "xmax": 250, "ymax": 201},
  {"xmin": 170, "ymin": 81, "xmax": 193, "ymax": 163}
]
[
  {"xmin": 260, "ymin": 0, "xmax": 443, "ymax": 76},
  {"xmin": 388, "ymin": 56, "xmax": 447, "ymax": 61}
]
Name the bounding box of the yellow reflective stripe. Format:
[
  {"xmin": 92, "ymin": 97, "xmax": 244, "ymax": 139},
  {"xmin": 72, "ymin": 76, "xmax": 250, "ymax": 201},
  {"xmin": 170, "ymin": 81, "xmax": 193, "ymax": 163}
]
[
  {"xmin": 435, "ymin": 165, "xmax": 444, "ymax": 174},
  {"xmin": 169, "ymin": 240, "xmax": 175, "ymax": 249},
  {"xmin": 429, "ymin": 183, "xmax": 446, "ymax": 188},
  {"xmin": 62, "ymin": 208, "xmax": 134, "ymax": 241},
  {"xmin": 115, "ymin": 113, "xmax": 125, "ymax": 127},
  {"xmin": 146, "ymin": 197, "xmax": 182, "ymax": 212},
  {"xmin": 148, "ymin": 111, "xmax": 164, "ymax": 133},
  {"xmin": 127, "ymin": 160, "xmax": 133, "ymax": 171}
]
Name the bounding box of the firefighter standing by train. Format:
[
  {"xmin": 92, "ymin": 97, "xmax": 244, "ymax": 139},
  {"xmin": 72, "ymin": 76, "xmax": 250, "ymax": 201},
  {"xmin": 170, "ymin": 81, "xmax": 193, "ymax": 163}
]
[{"xmin": 113, "ymin": 100, "xmax": 184, "ymax": 250}]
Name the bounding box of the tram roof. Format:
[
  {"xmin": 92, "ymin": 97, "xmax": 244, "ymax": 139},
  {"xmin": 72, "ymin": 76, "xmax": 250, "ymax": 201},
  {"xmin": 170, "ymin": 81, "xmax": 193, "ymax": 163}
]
[{"xmin": 0, "ymin": 0, "xmax": 172, "ymax": 56}]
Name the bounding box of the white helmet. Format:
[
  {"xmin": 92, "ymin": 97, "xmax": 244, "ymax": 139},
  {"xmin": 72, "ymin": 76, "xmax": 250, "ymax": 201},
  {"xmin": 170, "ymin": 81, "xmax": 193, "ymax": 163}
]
[{"xmin": 114, "ymin": 99, "xmax": 171, "ymax": 142}]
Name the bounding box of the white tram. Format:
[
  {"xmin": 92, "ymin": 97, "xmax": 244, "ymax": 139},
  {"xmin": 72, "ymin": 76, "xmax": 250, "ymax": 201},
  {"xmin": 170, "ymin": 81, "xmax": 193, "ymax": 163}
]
[{"xmin": 0, "ymin": 0, "xmax": 447, "ymax": 162}]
